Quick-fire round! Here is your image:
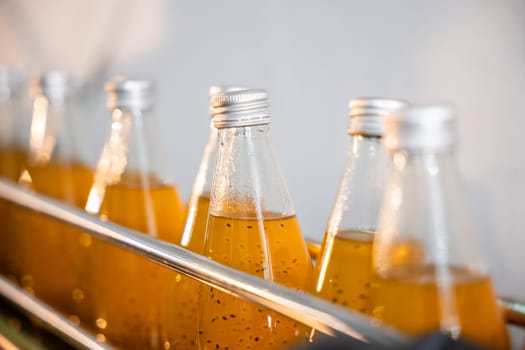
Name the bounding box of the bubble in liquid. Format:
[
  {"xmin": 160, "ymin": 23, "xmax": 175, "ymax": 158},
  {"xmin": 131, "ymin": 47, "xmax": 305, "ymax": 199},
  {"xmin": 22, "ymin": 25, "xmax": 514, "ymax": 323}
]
[
  {"xmin": 96, "ymin": 318, "xmax": 108, "ymax": 329},
  {"xmin": 72, "ymin": 288, "xmax": 85, "ymax": 302}
]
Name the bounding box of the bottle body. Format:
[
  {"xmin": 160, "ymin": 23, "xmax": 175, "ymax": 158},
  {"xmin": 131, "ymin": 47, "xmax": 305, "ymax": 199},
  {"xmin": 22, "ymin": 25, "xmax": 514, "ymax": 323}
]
[
  {"xmin": 10, "ymin": 72, "xmax": 94, "ymax": 318},
  {"xmin": 164, "ymin": 124, "xmax": 216, "ymax": 349},
  {"xmin": 91, "ymin": 175, "xmax": 185, "ymax": 348},
  {"xmin": 0, "ymin": 68, "xmax": 28, "ymax": 279},
  {"xmin": 199, "ymin": 124, "xmax": 313, "ymax": 350},
  {"xmin": 84, "ymin": 86, "xmax": 186, "ymax": 349},
  {"xmin": 0, "ymin": 89, "xmax": 29, "ymax": 180},
  {"xmin": 369, "ymin": 109, "xmax": 509, "ymax": 349},
  {"xmin": 314, "ymin": 135, "xmax": 389, "ymax": 313}
]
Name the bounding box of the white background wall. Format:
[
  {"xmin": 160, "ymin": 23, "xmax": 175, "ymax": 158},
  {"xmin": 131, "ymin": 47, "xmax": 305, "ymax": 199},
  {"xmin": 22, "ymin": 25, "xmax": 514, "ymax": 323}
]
[{"xmin": 1, "ymin": 0, "xmax": 524, "ymax": 313}]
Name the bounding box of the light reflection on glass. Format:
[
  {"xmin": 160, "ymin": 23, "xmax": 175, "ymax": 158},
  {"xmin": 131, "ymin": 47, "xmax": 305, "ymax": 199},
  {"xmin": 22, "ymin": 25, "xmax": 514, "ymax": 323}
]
[
  {"xmin": 29, "ymin": 96, "xmax": 55, "ymax": 164},
  {"xmin": 85, "ymin": 109, "xmax": 131, "ymax": 214}
]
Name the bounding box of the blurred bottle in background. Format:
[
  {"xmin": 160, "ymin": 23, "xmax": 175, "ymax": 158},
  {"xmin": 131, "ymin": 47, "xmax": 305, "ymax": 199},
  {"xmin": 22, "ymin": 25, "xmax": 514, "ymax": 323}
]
[
  {"xmin": 0, "ymin": 66, "xmax": 29, "ymax": 181},
  {"xmin": 199, "ymin": 88, "xmax": 313, "ymax": 350},
  {"xmin": 369, "ymin": 105, "xmax": 509, "ymax": 349},
  {"xmin": 22, "ymin": 71, "xmax": 93, "ymax": 203},
  {"xmin": 84, "ymin": 78, "xmax": 186, "ymax": 349},
  {"xmin": 0, "ymin": 66, "xmax": 29, "ymax": 279},
  {"xmin": 163, "ymin": 85, "xmax": 232, "ymax": 349},
  {"xmin": 10, "ymin": 70, "xmax": 95, "ymax": 319},
  {"xmin": 313, "ymin": 98, "xmax": 406, "ymax": 313}
]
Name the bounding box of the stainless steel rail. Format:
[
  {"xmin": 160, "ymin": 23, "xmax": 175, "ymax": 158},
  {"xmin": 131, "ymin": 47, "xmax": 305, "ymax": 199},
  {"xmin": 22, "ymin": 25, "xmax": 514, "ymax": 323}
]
[
  {"xmin": 0, "ymin": 275, "xmax": 114, "ymax": 350},
  {"xmin": 500, "ymin": 297, "xmax": 525, "ymax": 327},
  {"xmin": 0, "ymin": 179, "xmax": 410, "ymax": 346}
]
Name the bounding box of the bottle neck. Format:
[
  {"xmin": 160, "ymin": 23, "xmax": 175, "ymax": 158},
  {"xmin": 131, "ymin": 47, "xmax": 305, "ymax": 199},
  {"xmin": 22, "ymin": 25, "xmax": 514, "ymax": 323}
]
[
  {"xmin": 27, "ymin": 94, "xmax": 79, "ymax": 165},
  {"xmin": 188, "ymin": 122, "xmax": 217, "ymax": 201},
  {"xmin": 327, "ymin": 134, "xmax": 390, "ymax": 235},
  {"xmin": 85, "ymin": 107, "xmax": 167, "ymax": 213},
  {"xmin": 209, "ymin": 124, "xmax": 295, "ymax": 219}
]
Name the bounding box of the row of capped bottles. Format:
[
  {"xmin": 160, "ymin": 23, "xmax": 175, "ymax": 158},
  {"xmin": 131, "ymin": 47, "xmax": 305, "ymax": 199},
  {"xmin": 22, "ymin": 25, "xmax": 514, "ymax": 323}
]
[
  {"xmin": 313, "ymin": 99, "xmax": 509, "ymax": 349},
  {"xmin": 0, "ymin": 66, "xmax": 511, "ymax": 349}
]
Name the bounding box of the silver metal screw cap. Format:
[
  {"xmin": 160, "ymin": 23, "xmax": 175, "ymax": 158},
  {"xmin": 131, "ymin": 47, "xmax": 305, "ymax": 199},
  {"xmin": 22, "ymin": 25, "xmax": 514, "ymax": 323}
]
[
  {"xmin": 348, "ymin": 97, "xmax": 407, "ymax": 137},
  {"xmin": 105, "ymin": 78, "xmax": 154, "ymax": 111},
  {"xmin": 0, "ymin": 66, "xmax": 25, "ymax": 99},
  {"xmin": 385, "ymin": 104, "xmax": 456, "ymax": 153},
  {"xmin": 210, "ymin": 87, "xmax": 270, "ymax": 128},
  {"xmin": 31, "ymin": 70, "xmax": 79, "ymax": 102}
]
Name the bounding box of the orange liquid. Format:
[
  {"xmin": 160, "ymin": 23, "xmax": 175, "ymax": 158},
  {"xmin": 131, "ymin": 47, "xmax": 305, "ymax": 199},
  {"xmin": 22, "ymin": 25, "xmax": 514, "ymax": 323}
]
[
  {"xmin": 199, "ymin": 214, "xmax": 313, "ymax": 350},
  {"xmin": 164, "ymin": 194, "xmax": 209, "ymax": 350},
  {"xmin": 89, "ymin": 177, "xmax": 186, "ymax": 349},
  {"xmin": 369, "ymin": 265, "xmax": 509, "ymax": 349},
  {"xmin": 0, "ymin": 148, "xmax": 27, "ymax": 277},
  {"xmin": 0, "ymin": 148, "xmax": 26, "ymax": 181},
  {"xmin": 11, "ymin": 162, "xmax": 93, "ymax": 317},
  {"xmin": 313, "ymin": 230, "xmax": 374, "ymax": 313}
]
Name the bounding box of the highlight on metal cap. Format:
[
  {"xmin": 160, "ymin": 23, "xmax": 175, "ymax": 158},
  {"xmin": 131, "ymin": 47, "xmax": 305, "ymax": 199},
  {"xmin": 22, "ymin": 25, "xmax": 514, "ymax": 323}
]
[
  {"xmin": 348, "ymin": 97, "xmax": 408, "ymax": 137},
  {"xmin": 105, "ymin": 77, "xmax": 154, "ymax": 111},
  {"xmin": 209, "ymin": 86, "xmax": 270, "ymax": 128},
  {"xmin": 0, "ymin": 66, "xmax": 25, "ymax": 99},
  {"xmin": 209, "ymin": 85, "xmax": 252, "ymax": 119},
  {"xmin": 31, "ymin": 70, "xmax": 80, "ymax": 101},
  {"xmin": 385, "ymin": 104, "xmax": 456, "ymax": 153}
]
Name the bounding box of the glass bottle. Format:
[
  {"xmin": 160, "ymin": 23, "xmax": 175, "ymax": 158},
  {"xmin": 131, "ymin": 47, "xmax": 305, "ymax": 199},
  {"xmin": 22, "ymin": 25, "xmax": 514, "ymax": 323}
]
[
  {"xmin": 163, "ymin": 86, "xmax": 246, "ymax": 349},
  {"xmin": 369, "ymin": 105, "xmax": 509, "ymax": 349},
  {"xmin": 85, "ymin": 78, "xmax": 186, "ymax": 349},
  {"xmin": 13, "ymin": 70, "xmax": 94, "ymax": 317},
  {"xmin": 313, "ymin": 98, "xmax": 406, "ymax": 313},
  {"xmin": 198, "ymin": 88, "xmax": 313, "ymax": 350},
  {"xmin": 0, "ymin": 66, "xmax": 28, "ymax": 181},
  {"xmin": 23, "ymin": 70, "xmax": 93, "ymax": 204},
  {"xmin": 0, "ymin": 66, "xmax": 27, "ymax": 279}
]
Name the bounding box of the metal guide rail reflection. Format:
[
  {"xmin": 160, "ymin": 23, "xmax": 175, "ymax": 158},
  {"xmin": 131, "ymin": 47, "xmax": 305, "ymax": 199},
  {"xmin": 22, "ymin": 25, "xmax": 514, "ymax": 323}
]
[{"xmin": 0, "ymin": 179, "xmax": 523, "ymax": 349}]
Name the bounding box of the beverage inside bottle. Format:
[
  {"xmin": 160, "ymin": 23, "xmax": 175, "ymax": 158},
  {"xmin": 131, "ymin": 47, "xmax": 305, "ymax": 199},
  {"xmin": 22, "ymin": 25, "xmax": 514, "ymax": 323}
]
[
  {"xmin": 0, "ymin": 67, "xmax": 28, "ymax": 279},
  {"xmin": 313, "ymin": 98, "xmax": 406, "ymax": 314},
  {"xmin": 199, "ymin": 88, "xmax": 313, "ymax": 350},
  {"xmin": 163, "ymin": 86, "xmax": 232, "ymax": 350},
  {"xmin": 10, "ymin": 71, "xmax": 94, "ymax": 318},
  {"xmin": 369, "ymin": 105, "xmax": 509, "ymax": 349},
  {"xmin": 84, "ymin": 78, "xmax": 186, "ymax": 349}
]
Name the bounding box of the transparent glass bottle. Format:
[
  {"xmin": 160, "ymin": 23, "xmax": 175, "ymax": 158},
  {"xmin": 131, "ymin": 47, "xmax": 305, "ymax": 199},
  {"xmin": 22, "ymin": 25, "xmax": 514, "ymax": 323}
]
[
  {"xmin": 0, "ymin": 66, "xmax": 27, "ymax": 279},
  {"xmin": 163, "ymin": 86, "xmax": 250, "ymax": 349},
  {"xmin": 198, "ymin": 88, "xmax": 313, "ymax": 350},
  {"xmin": 22, "ymin": 70, "xmax": 93, "ymax": 204},
  {"xmin": 369, "ymin": 105, "xmax": 509, "ymax": 349},
  {"xmin": 0, "ymin": 66, "xmax": 28, "ymax": 181},
  {"xmin": 12, "ymin": 70, "xmax": 94, "ymax": 318},
  {"xmin": 85, "ymin": 78, "xmax": 186, "ymax": 349},
  {"xmin": 313, "ymin": 98, "xmax": 406, "ymax": 314}
]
